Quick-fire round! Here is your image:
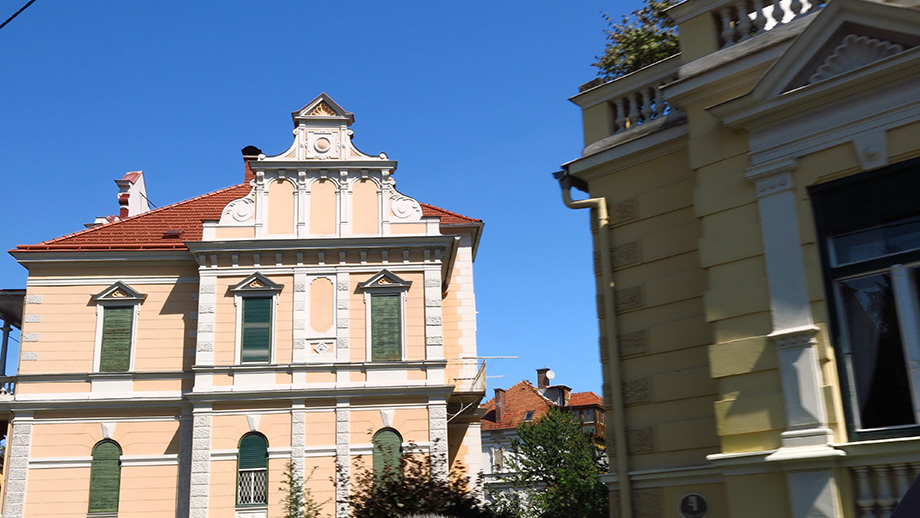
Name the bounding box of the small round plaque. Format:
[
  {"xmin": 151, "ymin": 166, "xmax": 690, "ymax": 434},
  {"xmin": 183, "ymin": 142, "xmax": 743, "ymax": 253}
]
[
  {"xmin": 314, "ymin": 137, "xmax": 331, "ymax": 153},
  {"xmin": 679, "ymin": 493, "xmax": 709, "ymax": 518}
]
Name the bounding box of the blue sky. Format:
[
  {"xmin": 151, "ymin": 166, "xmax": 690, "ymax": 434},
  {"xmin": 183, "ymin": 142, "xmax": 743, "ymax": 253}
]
[{"xmin": 0, "ymin": 1, "xmax": 643, "ymax": 393}]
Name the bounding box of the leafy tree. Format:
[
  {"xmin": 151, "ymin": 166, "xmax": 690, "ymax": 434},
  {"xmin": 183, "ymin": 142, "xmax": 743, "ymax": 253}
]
[
  {"xmin": 593, "ymin": 0, "xmax": 680, "ymax": 80},
  {"xmin": 344, "ymin": 440, "xmax": 508, "ymax": 518},
  {"xmin": 280, "ymin": 461, "xmax": 329, "ymax": 518},
  {"xmin": 490, "ymin": 408, "xmax": 608, "ymax": 518}
]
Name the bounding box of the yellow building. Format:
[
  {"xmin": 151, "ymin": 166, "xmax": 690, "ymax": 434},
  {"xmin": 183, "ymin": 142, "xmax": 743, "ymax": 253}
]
[
  {"xmin": 556, "ymin": 0, "xmax": 920, "ymax": 517},
  {"xmin": 2, "ymin": 94, "xmax": 486, "ymax": 517}
]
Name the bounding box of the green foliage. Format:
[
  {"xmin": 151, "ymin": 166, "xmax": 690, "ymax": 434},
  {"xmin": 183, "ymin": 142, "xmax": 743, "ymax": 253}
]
[
  {"xmin": 280, "ymin": 461, "xmax": 329, "ymax": 518},
  {"xmin": 593, "ymin": 0, "xmax": 680, "ymax": 79},
  {"xmin": 344, "ymin": 440, "xmax": 508, "ymax": 518},
  {"xmin": 489, "ymin": 408, "xmax": 609, "ymax": 518}
]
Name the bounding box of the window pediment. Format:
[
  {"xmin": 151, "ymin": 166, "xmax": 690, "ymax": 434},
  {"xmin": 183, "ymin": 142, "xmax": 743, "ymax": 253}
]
[
  {"xmin": 358, "ymin": 270, "xmax": 412, "ymax": 291},
  {"xmin": 230, "ymin": 273, "xmax": 284, "ymax": 294},
  {"xmin": 91, "ymin": 282, "xmax": 146, "ymax": 303}
]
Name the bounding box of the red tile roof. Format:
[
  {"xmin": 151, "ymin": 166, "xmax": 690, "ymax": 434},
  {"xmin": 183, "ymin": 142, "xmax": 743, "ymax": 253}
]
[
  {"xmin": 16, "ymin": 183, "xmax": 481, "ymax": 252},
  {"xmin": 568, "ymin": 391, "xmax": 603, "ymax": 407},
  {"xmin": 481, "ymin": 381, "xmax": 555, "ymax": 431}
]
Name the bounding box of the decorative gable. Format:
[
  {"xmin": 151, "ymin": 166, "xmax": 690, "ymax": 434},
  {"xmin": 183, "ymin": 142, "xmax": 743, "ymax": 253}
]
[
  {"xmin": 291, "ymin": 93, "xmax": 355, "ymax": 126},
  {"xmin": 91, "ymin": 282, "xmax": 146, "ymax": 303},
  {"xmin": 230, "ymin": 273, "xmax": 284, "ymax": 294},
  {"xmin": 744, "ymin": 0, "xmax": 920, "ymax": 99},
  {"xmin": 358, "ymin": 270, "xmax": 412, "ymax": 290}
]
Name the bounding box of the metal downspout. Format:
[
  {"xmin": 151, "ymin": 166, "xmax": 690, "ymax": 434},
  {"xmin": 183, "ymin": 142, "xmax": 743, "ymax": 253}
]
[{"xmin": 557, "ymin": 173, "xmax": 633, "ymax": 518}]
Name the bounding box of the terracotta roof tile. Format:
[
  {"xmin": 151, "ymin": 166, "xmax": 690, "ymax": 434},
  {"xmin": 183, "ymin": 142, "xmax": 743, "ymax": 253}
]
[
  {"xmin": 568, "ymin": 391, "xmax": 603, "ymax": 407},
  {"xmin": 481, "ymin": 381, "xmax": 555, "ymax": 431},
  {"xmin": 16, "ymin": 183, "xmax": 481, "ymax": 252}
]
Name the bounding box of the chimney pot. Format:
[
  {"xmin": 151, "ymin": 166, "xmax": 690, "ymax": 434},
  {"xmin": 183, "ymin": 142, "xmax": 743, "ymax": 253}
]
[
  {"xmin": 537, "ymin": 368, "xmax": 551, "ymax": 389},
  {"xmin": 494, "ymin": 388, "xmax": 506, "ymax": 423}
]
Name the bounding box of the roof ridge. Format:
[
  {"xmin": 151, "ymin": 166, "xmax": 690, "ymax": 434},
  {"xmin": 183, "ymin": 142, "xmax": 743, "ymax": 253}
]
[{"xmin": 31, "ymin": 182, "xmax": 249, "ymax": 246}]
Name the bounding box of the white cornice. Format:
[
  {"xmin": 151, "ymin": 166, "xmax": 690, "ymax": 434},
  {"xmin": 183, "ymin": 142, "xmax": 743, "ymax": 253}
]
[
  {"xmin": 565, "ymin": 124, "xmax": 689, "ymax": 181},
  {"xmin": 10, "ymin": 250, "xmax": 194, "ymax": 264}
]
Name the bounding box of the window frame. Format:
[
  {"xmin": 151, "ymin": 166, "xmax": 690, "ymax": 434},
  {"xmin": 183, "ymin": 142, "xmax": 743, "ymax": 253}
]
[
  {"xmin": 236, "ymin": 432, "xmax": 269, "ymax": 507},
  {"xmin": 231, "ymin": 273, "xmax": 284, "ymax": 365},
  {"xmin": 88, "ymin": 439, "xmax": 122, "ymax": 515},
  {"xmin": 91, "ymin": 282, "xmax": 146, "ymax": 374},
  {"xmin": 359, "ymin": 270, "xmax": 412, "ymax": 363},
  {"xmin": 811, "ymin": 157, "xmax": 920, "ymax": 440}
]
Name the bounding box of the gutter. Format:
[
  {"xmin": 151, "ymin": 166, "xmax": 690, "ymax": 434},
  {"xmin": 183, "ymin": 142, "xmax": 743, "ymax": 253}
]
[{"xmin": 554, "ymin": 169, "xmax": 633, "ymax": 518}]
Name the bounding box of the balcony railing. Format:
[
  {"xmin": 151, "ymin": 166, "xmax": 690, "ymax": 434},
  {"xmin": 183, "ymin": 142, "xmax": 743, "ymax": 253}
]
[
  {"xmin": 851, "ymin": 462, "xmax": 918, "ymax": 518},
  {"xmin": 714, "ymin": 0, "xmax": 826, "ymax": 48}
]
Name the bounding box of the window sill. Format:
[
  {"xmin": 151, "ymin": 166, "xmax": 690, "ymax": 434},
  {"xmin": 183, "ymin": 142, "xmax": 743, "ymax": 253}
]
[{"xmin": 87, "ymin": 512, "xmax": 118, "ymax": 518}]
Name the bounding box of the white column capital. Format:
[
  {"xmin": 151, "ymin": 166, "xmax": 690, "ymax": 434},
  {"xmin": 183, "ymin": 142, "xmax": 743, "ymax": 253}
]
[{"xmin": 747, "ymin": 159, "xmax": 797, "ymax": 198}]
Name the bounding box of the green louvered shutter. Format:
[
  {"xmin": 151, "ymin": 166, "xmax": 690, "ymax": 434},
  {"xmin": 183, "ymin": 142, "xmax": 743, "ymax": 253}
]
[
  {"xmin": 371, "ymin": 294, "xmax": 401, "ymax": 361},
  {"xmin": 241, "ymin": 298, "xmax": 271, "ymax": 363},
  {"xmin": 88, "ymin": 440, "xmax": 121, "ymax": 513},
  {"xmin": 238, "ymin": 434, "xmax": 268, "ymax": 505},
  {"xmin": 372, "ymin": 429, "xmax": 402, "ymax": 479},
  {"xmin": 99, "ymin": 307, "xmax": 132, "ymax": 372},
  {"xmin": 238, "ymin": 433, "xmax": 268, "ymax": 469}
]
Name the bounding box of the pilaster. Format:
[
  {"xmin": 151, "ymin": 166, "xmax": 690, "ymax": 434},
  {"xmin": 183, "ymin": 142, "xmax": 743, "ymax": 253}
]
[
  {"xmin": 428, "ymin": 398, "xmax": 448, "ymax": 481},
  {"xmin": 335, "ymin": 399, "xmax": 350, "ymax": 518},
  {"xmin": 189, "ymin": 405, "xmax": 212, "ymax": 518},
  {"xmin": 3, "ymin": 414, "xmax": 33, "ymax": 518}
]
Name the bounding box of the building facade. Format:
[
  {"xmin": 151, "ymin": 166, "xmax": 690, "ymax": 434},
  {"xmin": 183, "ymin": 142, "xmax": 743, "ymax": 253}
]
[
  {"xmin": 556, "ymin": 0, "xmax": 920, "ymax": 517},
  {"xmin": 3, "ymin": 94, "xmax": 485, "ymax": 517}
]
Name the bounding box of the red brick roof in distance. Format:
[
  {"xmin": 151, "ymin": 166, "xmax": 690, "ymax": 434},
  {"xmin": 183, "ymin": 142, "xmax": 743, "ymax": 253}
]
[
  {"xmin": 16, "ymin": 183, "xmax": 481, "ymax": 252},
  {"xmin": 568, "ymin": 391, "xmax": 603, "ymax": 407},
  {"xmin": 481, "ymin": 381, "xmax": 554, "ymax": 431},
  {"xmin": 481, "ymin": 381, "xmax": 604, "ymax": 431}
]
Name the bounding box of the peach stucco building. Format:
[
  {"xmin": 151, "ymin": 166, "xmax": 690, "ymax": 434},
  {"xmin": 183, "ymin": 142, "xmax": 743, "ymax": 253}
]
[{"xmin": 3, "ymin": 94, "xmax": 485, "ymax": 517}]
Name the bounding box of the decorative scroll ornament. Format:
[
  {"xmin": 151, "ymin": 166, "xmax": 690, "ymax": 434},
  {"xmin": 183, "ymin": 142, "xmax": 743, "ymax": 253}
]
[
  {"xmin": 221, "ymin": 192, "xmax": 255, "ymax": 223},
  {"xmin": 310, "ymin": 102, "xmax": 337, "ymax": 116},
  {"xmin": 390, "ymin": 190, "xmax": 422, "ymax": 220},
  {"xmin": 809, "ymin": 34, "xmax": 904, "ymax": 84}
]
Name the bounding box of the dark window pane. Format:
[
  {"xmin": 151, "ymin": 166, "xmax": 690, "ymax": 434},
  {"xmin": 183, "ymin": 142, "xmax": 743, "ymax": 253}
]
[
  {"xmin": 833, "ymin": 216, "xmax": 920, "ymax": 265},
  {"xmin": 839, "ymin": 273, "xmax": 915, "ymax": 428},
  {"xmin": 100, "ymin": 307, "xmax": 132, "ymax": 372},
  {"xmin": 373, "ymin": 429, "xmax": 402, "ymax": 479},
  {"xmin": 242, "ymin": 298, "xmax": 271, "ymax": 363},
  {"xmin": 371, "ymin": 294, "xmax": 401, "ymax": 361}
]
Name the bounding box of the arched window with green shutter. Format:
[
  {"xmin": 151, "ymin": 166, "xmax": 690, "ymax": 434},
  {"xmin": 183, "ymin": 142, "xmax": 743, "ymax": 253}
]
[
  {"xmin": 88, "ymin": 440, "xmax": 122, "ymax": 514},
  {"xmin": 372, "ymin": 428, "xmax": 402, "ymax": 480},
  {"xmin": 237, "ymin": 433, "xmax": 268, "ymax": 505}
]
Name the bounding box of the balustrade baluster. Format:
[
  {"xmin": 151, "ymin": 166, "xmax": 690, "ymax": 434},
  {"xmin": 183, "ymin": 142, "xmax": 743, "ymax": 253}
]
[
  {"xmin": 641, "ymin": 88, "xmax": 653, "ymax": 121},
  {"xmin": 627, "ymin": 93, "xmax": 639, "ymax": 129},
  {"xmin": 719, "ymin": 7, "xmax": 737, "ymax": 48},
  {"xmin": 654, "ymin": 84, "xmax": 665, "ymax": 118},
  {"xmin": 736, "ymin": 0, "xmax": 752, "ymax": 41},
  {"xmin": 751, "ymin": 0, "xmax": 767, "ymax": 34},
  {"xmin": 615, "ymin": 98, "xmax": 627, "ymax": 134},
  {"xmin": 854, "ymin": 467, "xmax": 879, "ymax": 518},
  {"xmin": 771, "ymin": 0, "xmax": 785, "ymax": 27},
  {"xmin": 875, "ymin": 466, "xmax": 896, "ymax": 515},
  {"xmin": 893, "ymin": 464, "xmax": 911, "ymax": 507},
  {"xmin": 789, "ymin": 0, "xmax": 804, "ymax": 18}
]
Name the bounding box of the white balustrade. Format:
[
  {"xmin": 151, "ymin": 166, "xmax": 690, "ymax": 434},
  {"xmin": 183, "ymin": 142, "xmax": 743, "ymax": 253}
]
[
  {"xmin": 716, "ymin": 0, "xmax": 826, "ymax": 48},
  {"xmin": 852, "ymin": 462, "xmax": 919, "ymax": 518}
]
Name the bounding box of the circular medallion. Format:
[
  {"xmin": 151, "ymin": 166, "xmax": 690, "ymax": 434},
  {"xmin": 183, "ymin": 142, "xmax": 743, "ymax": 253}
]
[
  {"xmin": 679, "ymin": 493, "xmax": 709, "ymax": 518},
  {"xmin": 314, "ymin": 137, "xmax": 331, "ymax": 153}
]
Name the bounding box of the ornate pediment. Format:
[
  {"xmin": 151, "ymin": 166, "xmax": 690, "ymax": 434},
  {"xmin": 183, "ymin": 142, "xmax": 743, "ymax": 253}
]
[
  {"xmin": 91, "ymin": 281, "xmax": 147, "ymax": 303},
  {"xmin": 291, "ymin": 93, "xmax": 354, "ymax": 126},
  {"xmin": 358, "ymin": 270, "xmax": 412, "ymax": 290},
  {"xmin": 230, "ymin": 273, "xmax": 284, "ymax": 294},
  {"xmin": 808, "ymin": 34, "xmax": 904, "ymax": 84}
]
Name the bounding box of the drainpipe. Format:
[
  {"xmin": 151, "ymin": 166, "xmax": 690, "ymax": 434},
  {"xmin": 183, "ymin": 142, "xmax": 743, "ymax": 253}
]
[{"xmin": 555, "ymin": 169, "xmax": 633, "ymax": 518}]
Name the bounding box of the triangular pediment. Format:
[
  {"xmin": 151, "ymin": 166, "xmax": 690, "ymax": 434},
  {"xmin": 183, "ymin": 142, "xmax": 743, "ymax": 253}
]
[
  {"xmin": 230, "ymin": 272, "xmax": 284, "ymax": 293},
  {"xmin": 291, "ymin": 93, "xmax": 355, "ymax": 126},
  {"xmin": 358, "ymin": 270, "xmax": 412, "ymax": 290},
  {"xmin": 91, "ymin": 281, "xmax": 147, "ymax": 302},
  {"xmin": 751, "ymin": 0, "xmax": 920, "ymax": 99}
]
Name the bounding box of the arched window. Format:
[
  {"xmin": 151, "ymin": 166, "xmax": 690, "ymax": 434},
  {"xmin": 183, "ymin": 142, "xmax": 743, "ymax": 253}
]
[
  {"xmin": 88, "ymin": 440, "xmax": 122, "ymax": 514},
  {"xmin": 237, "ymin": 433, "xmax": 268, "ymax": 505},
  {"xmin": 372, "ymin": 428, "xmax": 402, "ymax": 479}
]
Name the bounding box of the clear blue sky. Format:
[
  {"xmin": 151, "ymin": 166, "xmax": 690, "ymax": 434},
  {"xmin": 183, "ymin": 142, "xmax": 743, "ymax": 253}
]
[{"xmin": 0, "ymin": 1, "xmax": 643, "ymax": 394}]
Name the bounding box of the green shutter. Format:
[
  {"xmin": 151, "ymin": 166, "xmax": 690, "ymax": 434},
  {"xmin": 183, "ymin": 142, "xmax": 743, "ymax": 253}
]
[
  {"xmin": 372, "ymin": 429, "xmax": 402, "ymax": 479},
  {"xmin": 100, "ymin": 307, "xmax": 132, "ymax": 373},
  {"xmin": 88, "ymin": 440, "xmax": 121, "ymax": 513},
  {"xmin": 241, "ymin": 298, "xmax": 271, "ymax": 363},
  {"xmin": 371, "ymin": 294, "xmax": 401, "ymax": 361},
  {"xmin": 238, "ymin": 433, "xmax": 268, "ymax": 469}
]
